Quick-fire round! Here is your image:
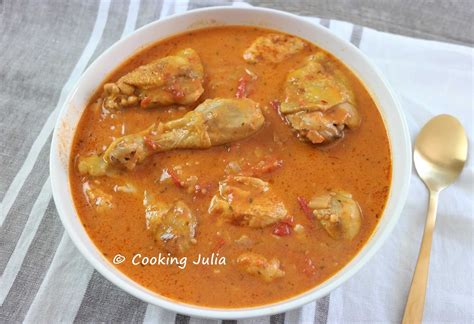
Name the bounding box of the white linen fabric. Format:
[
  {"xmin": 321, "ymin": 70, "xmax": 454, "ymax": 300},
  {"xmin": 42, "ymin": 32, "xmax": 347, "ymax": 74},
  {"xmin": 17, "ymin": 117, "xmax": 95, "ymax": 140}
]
[{"xmin": 0, "ymin": 0, "xmax": 472, "ymax": 323}]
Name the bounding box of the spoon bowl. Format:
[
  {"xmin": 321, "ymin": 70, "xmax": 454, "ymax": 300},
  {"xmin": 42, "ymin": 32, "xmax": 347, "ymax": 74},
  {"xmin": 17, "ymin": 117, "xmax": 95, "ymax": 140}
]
[{"xmin": 414, "ymin": 114, "xmax": 468, "ymax": 191}]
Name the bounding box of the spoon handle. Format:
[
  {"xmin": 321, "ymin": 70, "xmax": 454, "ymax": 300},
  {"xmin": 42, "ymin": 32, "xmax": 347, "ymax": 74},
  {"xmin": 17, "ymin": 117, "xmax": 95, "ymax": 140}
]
[{"xmin": 402, "ymin": 189, "xmax": 439, "ymax": 324}]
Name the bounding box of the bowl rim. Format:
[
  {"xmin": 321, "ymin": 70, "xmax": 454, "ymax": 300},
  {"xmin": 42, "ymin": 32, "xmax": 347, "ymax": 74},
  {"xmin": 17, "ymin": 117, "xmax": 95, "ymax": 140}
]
[{"xmin": 50, "ymin": 5, "xmax": 412, "ymax": 319}]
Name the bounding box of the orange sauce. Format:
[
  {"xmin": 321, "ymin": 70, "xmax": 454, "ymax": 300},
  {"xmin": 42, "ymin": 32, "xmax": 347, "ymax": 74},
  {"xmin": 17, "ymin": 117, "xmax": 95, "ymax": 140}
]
[{"xmin": 69, "ymin": 26, "xmax": 391, "ymax": 307}]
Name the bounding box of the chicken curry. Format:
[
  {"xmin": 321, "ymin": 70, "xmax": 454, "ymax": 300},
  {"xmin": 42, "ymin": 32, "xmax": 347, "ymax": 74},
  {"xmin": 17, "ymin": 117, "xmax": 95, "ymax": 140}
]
[{"xmin": 70, "ymin": 26, "xmax": 391, "ymax": 307}]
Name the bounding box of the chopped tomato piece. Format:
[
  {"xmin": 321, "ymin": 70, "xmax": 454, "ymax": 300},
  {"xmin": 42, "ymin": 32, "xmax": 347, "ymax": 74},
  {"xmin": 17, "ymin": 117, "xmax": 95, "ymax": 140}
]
[
  {"xmin": 297, "ymin": 196, "xmax": 314, "ymax": 221},
  {"xmin": 167, "ymin": 169, "xmax": 184, "ymax": 188},
  {"xmin": 236, "ymin": 75, "xmax": 252, "ymax": 98},
  {"xmin": 140, "ymin": 96, "xmax": 152, "ymax": 108},
  {"xmin": 250, "ymin": 155, "xmax": 283, "ymax": 176},
  {"xmin": 273, "ymin": 222, "xmax": 292, "ymax": 236}
]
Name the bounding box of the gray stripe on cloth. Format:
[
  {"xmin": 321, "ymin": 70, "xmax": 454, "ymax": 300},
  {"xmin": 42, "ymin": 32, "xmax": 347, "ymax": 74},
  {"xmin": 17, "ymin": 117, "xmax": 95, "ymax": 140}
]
[
  {"xmin": 188, "ymin": 0, "xmax": 234, "ymax": 10},
  {"xmin": 0, "ymin": 0, "xmax": 128, "ymax": 321},
  {"xmin": 136, "ymin": 0, "xmax": 163, "ymax": 28},
  {"xmin": 0, "ymin": 157, "xmax": 55, "ymax": 307},
  {"xmin": 319, "ymin": 18, "xmax": 330, "ymax": 28},
  {"xmin": 270, "ymin": 313, "xmax": 285, "ymax": 324},
  {"xmin": 0, "ymin": 0, "xmax": 119, "ymax": 305},
  {"xmin": 176, "ymin": 313, "xmax": 191, "ymax": 324},
  {"xmin": 0, "ymin": 199, "xmax": 64, "ymax": 322},
  {"xmin": 0, "ymin": 0, "xmax": 101, "ymax": 202},
  {"xmin": 88, "ymin": 0, "xmax": 130, "ymax": 65},
  {"xmin": 350, "ymin": 24, "xmax": 364, "ymax": 47},
  {"xmin": 0, "ymin": 0, "xmax": 110, "ymax": 225},
  {"xmin": 0, "ymin": 138, "xmax": 52, "ymax": 274},
  {"xmin": 189, "ymin": 318, "xmax": 219, "ymax": 324},
  {"xmin": 73, "ymin": 270, "xmax": 148, "ymax": 323},
  {"xmin": 23, "ymin": 234, "xmax": 94, "ymax": 323},
  {"xmin": 0, "ymin": 0, "xmax": 123, "ymax": 278},
  {"xmin": 222, "ymin": 320, "xmax": 237, "ymax": 324},
  {"xmin": 314, "ymin": 296, "xmax": 330, "ymax": 324}
]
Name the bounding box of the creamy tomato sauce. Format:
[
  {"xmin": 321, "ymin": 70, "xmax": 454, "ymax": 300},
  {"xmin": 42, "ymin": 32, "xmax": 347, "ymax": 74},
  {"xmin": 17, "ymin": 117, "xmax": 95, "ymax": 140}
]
[{"xmin": 70, "ymin": 26, "xmax": 391, "ymax": 307}]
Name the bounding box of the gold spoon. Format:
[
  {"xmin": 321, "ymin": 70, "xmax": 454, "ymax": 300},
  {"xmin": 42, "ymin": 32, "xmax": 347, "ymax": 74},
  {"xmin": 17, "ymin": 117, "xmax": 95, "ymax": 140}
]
[{"xmin": 402, "ymin": 114, "xmax": 468, "ymax": 323}]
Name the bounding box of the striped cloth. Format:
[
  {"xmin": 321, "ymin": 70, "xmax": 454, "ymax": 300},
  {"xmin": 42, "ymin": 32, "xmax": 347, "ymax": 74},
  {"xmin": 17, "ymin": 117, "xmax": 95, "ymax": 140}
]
[{"xmin": 1, "ymin": 0, "xmax": 472, "ymax": 323}]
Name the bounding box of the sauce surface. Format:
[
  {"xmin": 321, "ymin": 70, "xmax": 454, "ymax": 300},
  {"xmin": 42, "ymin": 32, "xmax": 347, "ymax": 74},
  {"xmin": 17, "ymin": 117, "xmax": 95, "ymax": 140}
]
[{"xmin": 70, "ymin": 26, "xmax": 391, "ymax": 307}]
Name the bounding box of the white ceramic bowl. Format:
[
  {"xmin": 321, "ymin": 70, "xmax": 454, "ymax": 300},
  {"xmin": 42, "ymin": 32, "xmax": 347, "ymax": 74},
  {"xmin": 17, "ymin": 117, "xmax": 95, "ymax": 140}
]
[{"xmin": 50, "ymin": 6, "xmax": 411, "ymax": 319}]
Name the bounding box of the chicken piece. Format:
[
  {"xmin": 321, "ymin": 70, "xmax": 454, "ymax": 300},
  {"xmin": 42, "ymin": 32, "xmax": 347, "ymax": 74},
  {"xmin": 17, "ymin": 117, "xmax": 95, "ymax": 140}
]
[
  {"xmin": 78, "ymin": 155, "xmax": 108, "ymax": 177},
  {"xmin": 285, "ymin": 102, "xmax": 360, "ymax": 144},
  {"xmin": 243, "ymin": 33, "xmax": 307, "ymax": 64},
  {"xmin": 280, "ymin": 52, "xmax": 361, "ymax": 144},
  {"xmin": 190, "ymin": 98, "xmax": 265, "ymax": 146},
  {"xmin": 308, "ymin": 191, "xmax": 361, "ymax": 240},
  {"xmin": 78, "ymin": 98, "xmax": 265, "ymax": 175},
  {"xmin": 103, "ymin": 124, "xmax": 155, "ymax": 171},
  {"xmin": 236, "ymin": 252, "xmax": 285, "ymax": 282},
  {"xmin": 208, "ymin": 176, "xmax": 288, "ymax": 228},
  {"xmin": 83, "ymin": 182, "xmax": 112, "ymax": 213},
  {"xmin": 102, "ymin": 48, "xmax": 204, "ymax": 110},
  {"xmin": 143, "ymin": 192, "xmax": 197, "ymax": 254}
]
